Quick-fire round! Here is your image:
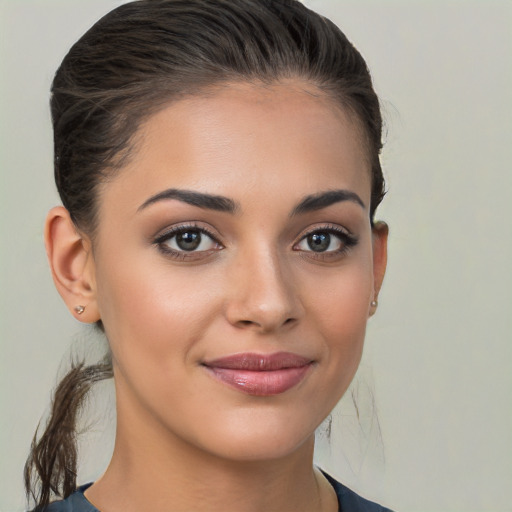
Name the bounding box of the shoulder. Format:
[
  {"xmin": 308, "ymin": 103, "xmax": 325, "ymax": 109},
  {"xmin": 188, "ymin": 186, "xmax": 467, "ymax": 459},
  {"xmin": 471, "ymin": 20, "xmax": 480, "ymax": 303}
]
[
  {"xmin": 35, "ymin": 476, "xmax": 395, "ymax": 512},
  {"xmin": 37, "ymin": 484, "xmax": 98, "ymax": 512},
  {"xmin": 323, "ymin": 472, "xmax": 395, "ymax": 512}
]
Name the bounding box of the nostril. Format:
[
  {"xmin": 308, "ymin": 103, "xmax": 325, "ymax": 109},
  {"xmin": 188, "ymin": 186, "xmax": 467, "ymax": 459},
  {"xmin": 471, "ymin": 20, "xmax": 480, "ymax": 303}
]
[
  {"xmin": 235, "ymin": 317, "xmax": 296, "ymax": 330},
  {"xmin": 238, "ymin": 320, "xmax": 254, "ymax": 327}
]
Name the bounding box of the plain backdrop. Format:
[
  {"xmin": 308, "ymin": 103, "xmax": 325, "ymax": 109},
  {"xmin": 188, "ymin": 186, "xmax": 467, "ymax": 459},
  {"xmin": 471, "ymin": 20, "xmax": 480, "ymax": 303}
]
[{"xmin": 1, "ymin": 1, "xmax": 511, "ymax": 511}]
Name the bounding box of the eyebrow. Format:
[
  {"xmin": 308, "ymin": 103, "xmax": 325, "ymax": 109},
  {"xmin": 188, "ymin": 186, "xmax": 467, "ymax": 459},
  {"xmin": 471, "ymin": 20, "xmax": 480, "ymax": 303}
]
[
  {"xmin": 138, "ymin": 188, "xmax": 239, "ymax": 213},
  {"xmin": 290, "ymin": 189, "xmax": 366, "ymax": 216},
  {"xmin": 138, "ymin": 187, "xmax": 365, "ymax": 216}
]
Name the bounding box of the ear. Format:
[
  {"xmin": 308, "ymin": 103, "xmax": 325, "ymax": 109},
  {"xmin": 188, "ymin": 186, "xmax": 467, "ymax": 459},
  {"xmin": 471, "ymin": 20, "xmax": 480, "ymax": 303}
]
[
  {"xmin": 369, "ymin": 221, "xmax": 388, "ymax": 316},
  {"xmin": 44, "ymin": 206, "xmax": 100, "ymax": 323}
]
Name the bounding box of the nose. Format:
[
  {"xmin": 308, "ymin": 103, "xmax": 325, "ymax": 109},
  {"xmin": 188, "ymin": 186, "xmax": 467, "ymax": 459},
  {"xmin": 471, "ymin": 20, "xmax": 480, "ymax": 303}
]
[{"xmin": 224, "ymin": 248, "xmax": 303, "ymax": 333}]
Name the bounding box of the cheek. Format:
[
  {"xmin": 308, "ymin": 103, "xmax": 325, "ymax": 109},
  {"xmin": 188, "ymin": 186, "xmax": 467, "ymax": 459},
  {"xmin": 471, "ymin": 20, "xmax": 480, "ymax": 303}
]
[
  {"xmin": 302, "ymin": 257, "xmax": 374, "ymax": 386},
  {"xmin": 94, "ymin": 261, "xmax": 224, "ymax": 435},
  {"xmin": 306, "ymin": 255, "xmax": 373, "ymax": 328},
  {"xmin": 94, "ymin": 255, "xmax": 220, "ymax": 370}
]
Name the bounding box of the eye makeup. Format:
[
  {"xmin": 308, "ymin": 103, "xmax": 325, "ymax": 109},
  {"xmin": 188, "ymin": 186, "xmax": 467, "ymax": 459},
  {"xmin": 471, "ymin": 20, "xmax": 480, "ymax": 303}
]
[
  {"xmin": 293, "ymin": 224, "xmax": 358, "ymax": 262},
  {"xmin": 152, "ymin": 219, "xmax": 358, "ymax": 264},
  {"xmin": 153, "ymin": 222, "xmax": 223, "ymax": 261}
]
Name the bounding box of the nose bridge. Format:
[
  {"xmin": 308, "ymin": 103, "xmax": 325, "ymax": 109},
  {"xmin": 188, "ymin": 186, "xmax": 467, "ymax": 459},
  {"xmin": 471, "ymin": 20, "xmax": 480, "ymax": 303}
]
[{"xmin": 226, "ymin": 240, "xmax": 301, "ymax": 331}]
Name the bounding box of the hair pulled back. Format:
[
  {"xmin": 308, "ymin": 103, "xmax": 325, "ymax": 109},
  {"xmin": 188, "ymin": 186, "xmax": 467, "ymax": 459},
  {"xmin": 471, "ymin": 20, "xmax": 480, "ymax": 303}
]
[{"xmin": 26, "ymin": 0, "xmax": 385, "ymax": 509}]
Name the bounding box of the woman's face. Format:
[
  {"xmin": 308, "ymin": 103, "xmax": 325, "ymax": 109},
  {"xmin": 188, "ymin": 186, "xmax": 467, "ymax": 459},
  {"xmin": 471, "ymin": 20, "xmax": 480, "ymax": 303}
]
[{"xmin": 87, "ymin": 81, "xmax": 387, "ymax": 462}]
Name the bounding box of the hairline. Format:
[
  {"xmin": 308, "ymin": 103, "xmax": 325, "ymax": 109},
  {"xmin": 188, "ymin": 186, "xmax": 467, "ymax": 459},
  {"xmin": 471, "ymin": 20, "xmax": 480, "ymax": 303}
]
[{"xmin": 84, "ymin": 77, "xmax": 374, "ymax": 243}]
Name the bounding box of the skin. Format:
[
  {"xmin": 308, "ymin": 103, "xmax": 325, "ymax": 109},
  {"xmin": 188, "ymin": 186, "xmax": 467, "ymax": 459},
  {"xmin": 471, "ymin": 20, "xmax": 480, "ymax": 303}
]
[{"xmin": 46, "ymin": 81, "xmax": 387, "ymax": 512}]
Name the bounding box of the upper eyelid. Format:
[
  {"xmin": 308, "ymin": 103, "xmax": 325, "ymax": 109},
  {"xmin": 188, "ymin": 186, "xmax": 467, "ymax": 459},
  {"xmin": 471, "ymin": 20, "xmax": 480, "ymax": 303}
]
[
  {"xmin": 153, "ymin": 223, "xmax": 221, "ymax": 243},
  {"xmin": 295, "ymin": 223, "xmax": 353, "ymax": 240},
  {"xmin": 293, "ymin": 224, "xmax": 358, "ymax": 252},
  {"xmin": 153, "ymin": 222, "xmax": 354, "ymax": 245},
  {"xmin": 154, "ymin": 225, "xmax": 223, "ymax": 257}
]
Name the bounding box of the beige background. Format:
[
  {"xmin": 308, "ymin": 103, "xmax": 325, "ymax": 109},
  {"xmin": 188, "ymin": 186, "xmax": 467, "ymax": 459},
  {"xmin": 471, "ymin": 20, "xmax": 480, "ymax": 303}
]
[{"xmin": 1, "ymin": 0, "xmax": 511, "ymax": 511}]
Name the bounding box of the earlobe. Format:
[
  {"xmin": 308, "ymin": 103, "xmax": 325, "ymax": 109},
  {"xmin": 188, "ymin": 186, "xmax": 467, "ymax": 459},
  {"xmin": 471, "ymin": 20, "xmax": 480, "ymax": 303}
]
[
  {"xmin": 44, "ymin": 206, "xmax": 100, "ymax": 323},
  {"xmin": 369, "ymin": 221, "xmax": 388, "ymax": 316}
]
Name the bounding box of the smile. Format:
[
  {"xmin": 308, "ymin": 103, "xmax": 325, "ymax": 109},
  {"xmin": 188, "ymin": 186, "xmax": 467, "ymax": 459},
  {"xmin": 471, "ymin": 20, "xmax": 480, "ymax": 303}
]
[{"xmin": 202, "ymin": 352, "xmax": 314, "ymax": 396}]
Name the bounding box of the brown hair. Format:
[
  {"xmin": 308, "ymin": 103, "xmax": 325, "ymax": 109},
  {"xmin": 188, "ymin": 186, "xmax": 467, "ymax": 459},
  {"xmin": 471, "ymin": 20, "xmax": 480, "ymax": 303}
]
[{"xmin": 26, "ymin": 0, "xmax": 385, "ymax": 509}]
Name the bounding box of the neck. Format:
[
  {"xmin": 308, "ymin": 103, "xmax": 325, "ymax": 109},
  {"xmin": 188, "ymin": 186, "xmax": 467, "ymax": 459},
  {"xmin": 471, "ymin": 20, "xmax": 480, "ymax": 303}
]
[{"xmin": 85, "ymin": 385, "xmax": 336, "ymax": 512}]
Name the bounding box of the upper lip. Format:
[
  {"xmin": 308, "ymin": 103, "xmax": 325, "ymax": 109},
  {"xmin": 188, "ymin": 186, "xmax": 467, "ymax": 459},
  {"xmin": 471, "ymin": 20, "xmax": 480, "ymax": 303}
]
[{"xmin": 202, "ymin": 352, "xmax": 313, "ymax": 371}]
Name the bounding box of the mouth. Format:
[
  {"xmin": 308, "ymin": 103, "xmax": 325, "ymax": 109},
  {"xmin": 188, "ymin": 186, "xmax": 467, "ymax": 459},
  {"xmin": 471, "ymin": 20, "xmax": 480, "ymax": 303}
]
[{"xmin": 202, "ymin": 352, "xmax": 314, "ymax": 396}]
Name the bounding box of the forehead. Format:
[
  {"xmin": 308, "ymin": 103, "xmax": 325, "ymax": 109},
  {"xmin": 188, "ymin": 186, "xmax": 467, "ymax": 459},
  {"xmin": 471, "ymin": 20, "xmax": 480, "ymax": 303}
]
[{"xmin": 100, "ymin": 81, "xmax": 371, "ymax": 216}]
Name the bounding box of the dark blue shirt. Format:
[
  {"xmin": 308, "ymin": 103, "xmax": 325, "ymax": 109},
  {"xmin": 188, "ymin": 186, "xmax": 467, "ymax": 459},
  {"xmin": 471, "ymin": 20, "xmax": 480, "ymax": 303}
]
[{"xmin": 44, "ymin": 474, "xmax": 394, "ymax": 511}]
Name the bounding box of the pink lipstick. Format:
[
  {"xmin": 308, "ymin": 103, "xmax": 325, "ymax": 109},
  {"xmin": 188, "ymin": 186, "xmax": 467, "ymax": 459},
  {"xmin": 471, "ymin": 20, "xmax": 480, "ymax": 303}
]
[{"xmin": 202, "ymin": 352, "xmax": 313, "ymax": 396}]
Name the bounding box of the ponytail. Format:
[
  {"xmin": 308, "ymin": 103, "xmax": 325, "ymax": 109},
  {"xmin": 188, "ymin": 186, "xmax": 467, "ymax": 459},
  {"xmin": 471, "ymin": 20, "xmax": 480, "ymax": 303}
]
[{"xmin": 24, "ymin": 356, "xmax": 113, "ymax": 510}]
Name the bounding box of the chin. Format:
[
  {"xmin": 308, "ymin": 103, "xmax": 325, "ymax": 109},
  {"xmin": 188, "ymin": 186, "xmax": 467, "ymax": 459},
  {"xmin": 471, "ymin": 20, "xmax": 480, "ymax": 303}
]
[
  {"xmin": 203, "ymin": 431, "xmax": 315, "ymax": 463},
  {"xmin": 180, "ymin": 407, "xmax": 321, "ymax": 463}
]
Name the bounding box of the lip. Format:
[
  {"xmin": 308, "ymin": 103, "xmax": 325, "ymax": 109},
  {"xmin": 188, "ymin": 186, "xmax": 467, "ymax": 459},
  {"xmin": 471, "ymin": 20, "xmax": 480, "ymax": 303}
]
[{"xmin": 202, "ymin": 352, "xmax": 314, "ymax": 396}]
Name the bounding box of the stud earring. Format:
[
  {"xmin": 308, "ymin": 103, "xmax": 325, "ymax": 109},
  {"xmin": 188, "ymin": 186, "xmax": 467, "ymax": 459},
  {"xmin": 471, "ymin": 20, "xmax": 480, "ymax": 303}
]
[
  {"xmin": 74, "ymin": 305, "xmax": 86, "ymax": 315},
  {"xmin": 370, "ymin": 300, "xmax": 378, "ymax": 308}
]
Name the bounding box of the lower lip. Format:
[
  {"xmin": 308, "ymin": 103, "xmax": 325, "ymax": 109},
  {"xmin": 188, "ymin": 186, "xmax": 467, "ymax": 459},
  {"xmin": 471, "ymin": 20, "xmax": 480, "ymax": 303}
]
[{"xmin": 204, "ymin": 365, "xmax": 312, "ymax": 396}]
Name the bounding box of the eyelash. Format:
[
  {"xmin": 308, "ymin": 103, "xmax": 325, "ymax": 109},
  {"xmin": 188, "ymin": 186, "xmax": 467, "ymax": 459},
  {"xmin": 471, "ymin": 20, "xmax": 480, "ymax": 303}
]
[
  {"xmin": 294, "ymin": 224, "xmax": 358, "ymax": 261},
  {"xmin": 153, "ymin": 223, "xmax": 222, "ymax": 260},
  {"xmin": 153, "ymin": 223, "xmax": 358, "ymax": 261}
]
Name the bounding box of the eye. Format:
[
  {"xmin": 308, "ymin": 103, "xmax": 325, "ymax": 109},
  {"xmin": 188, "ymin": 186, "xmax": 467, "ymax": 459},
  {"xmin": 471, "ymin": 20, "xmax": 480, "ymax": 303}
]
[
  {"xmin": 154, "ymin": 225, "xmax": 222, "ymax": 257},
  {"xmin": 294, "ymin": 226, "xmax": 358, "ymax": 257},
  {"xmin": 297, "ymin": 231, "xmax": 340, "ymax": 252}
]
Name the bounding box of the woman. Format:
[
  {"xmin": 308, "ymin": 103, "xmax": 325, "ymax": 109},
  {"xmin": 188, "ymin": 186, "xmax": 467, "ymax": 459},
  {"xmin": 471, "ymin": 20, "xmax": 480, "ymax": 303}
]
[{"xmin": 25, "ymin": 0, "xmax": 391, "ymax": 510}]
